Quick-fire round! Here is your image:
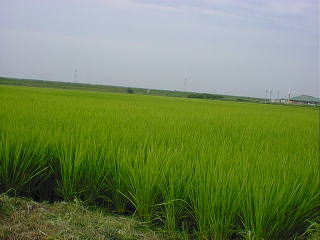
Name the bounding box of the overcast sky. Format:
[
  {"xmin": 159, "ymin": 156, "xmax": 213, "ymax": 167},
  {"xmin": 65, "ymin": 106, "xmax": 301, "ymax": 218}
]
[{"xmin": 0, "ymin": 0, "xmax": 319, "ymax": 98}]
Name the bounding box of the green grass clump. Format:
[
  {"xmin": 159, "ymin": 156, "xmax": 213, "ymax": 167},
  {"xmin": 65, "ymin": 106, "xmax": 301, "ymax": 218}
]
[{"xmin": 0, "ymin": 85, "xmax": 319, "ymax": 239}]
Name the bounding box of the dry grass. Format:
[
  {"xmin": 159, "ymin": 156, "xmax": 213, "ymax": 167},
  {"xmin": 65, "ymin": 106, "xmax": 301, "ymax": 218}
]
[{"xmin": 0, "ymin": 194, "xmax": 179, "ymax": 240}]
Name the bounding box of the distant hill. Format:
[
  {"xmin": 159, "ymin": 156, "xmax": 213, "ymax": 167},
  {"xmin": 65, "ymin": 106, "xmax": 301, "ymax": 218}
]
[{"xmin": 0, "ymin": 76, "xmax": 264, "ymax": 103}]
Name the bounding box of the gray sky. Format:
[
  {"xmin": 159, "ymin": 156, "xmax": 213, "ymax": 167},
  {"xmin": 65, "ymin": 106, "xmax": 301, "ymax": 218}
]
[{"xmin": 0, "ymin": 0, "xmax": 319, "ymax": 98}]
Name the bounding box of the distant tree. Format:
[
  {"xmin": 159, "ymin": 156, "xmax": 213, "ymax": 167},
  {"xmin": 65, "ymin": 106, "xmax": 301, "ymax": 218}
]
[
  {"xmin": 188, "ymin": 94, "xmax": 205, "ymax": 99},
  {"xmin": 188, "ymin": 93, "xmax": 223, "ymax": 100},
  {"xmin": 127, "ymin": 88, "xmax": 134, "ymax": 94}
]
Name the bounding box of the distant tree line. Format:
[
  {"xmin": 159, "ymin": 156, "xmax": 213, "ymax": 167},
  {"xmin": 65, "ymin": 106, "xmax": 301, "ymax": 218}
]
[
  {"xmin": 127, "ymin": 88, "xmax": 134, "ymax": 94},
  {"xmin": 188, "ymin": 93, "xmax": 224, "ymax": 100}
]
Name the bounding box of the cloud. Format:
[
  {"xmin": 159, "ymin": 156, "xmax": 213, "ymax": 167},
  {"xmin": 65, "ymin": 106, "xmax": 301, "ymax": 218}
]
[
  {"xmin": 128, "ymin": 0, "xmax": 318, "ymax": 19},
  {"xmin": 122, "ymin": 0, "xmax": 318, "ymax": 34},
  {"xmin": 262, "ymin": 0, "xmax": 318, "ymax": 16}
]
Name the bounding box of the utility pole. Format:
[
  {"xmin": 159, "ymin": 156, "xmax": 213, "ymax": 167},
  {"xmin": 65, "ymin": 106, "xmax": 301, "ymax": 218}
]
[
  {"xmin": 265, "ymin": 89, "xmax": 268, "ymax": 103},
  {"xmin": 269, "ymin": 90, "xmax": 272, "ymax": 102},
  {"xmin": 74, "ymin": 69, "xmax": 78, "ymax": 83}
]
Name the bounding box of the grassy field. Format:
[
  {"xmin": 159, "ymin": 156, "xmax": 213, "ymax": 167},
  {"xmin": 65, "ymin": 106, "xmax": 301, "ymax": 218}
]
[{"xmin": 0, "ymin": 85, "xmax": 319, "ymax": 239}]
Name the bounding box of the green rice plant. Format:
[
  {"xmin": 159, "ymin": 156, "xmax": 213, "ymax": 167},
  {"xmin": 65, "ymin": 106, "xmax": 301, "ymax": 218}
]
[
  {"xmin": 187, "ymin": 145, "xmax": 244, "ymax": 239},
  {"xmin": 54, "ymin": 133, "xmax": 110, "ymax": 203},
  {"xmin": 0, "ymin": 126, "xmax": 48, "ymax": 196},
  {"xmin": 237, "ymin": 119, "xmax": 320, "ymax": 240},
  {"xmin": 124, "ymin": 141, "xmax": 166, "ymax": 222},
  {"xmin": 0, "ymin": 85, "xmax": 319, "ymax": 239},
  {"xmin": 159, "ymin": 147, "xmax": 193, "ymax": 232},
  {"xmin": 108, "ymin": 144, "xmax": 133, "ymax": 213},
  {"xmin": 241, "ymin": 148, "xmax": 320, "ymax": 239}
]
